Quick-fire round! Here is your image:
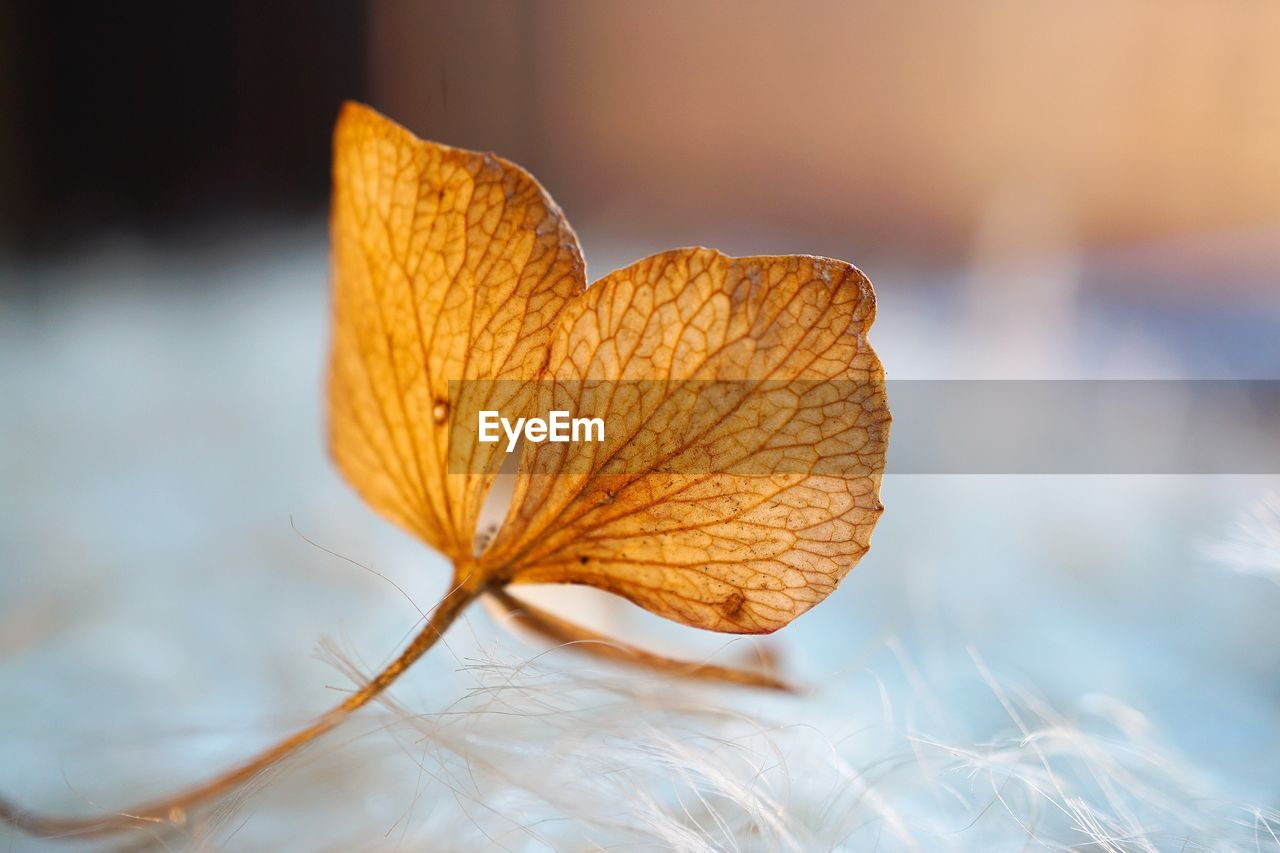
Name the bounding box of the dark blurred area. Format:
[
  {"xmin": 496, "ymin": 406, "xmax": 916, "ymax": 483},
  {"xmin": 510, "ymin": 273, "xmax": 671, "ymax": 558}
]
[
  {"xmin": 0, "ymin": 2, "xmax": 366, "ymax": 256},
  {"xmin": 3, "ymin": 0, "xmax": 1278, "ymax": 310}
]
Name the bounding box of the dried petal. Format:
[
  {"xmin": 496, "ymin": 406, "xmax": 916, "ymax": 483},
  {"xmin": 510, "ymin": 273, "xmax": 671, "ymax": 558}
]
[
  {"xmin": 327, "ymin": 102, "xmax": 585, "ymax": 560},
  {"xmin": 483, "ymin": 248, "xmax": 889, "ymax": 633}
]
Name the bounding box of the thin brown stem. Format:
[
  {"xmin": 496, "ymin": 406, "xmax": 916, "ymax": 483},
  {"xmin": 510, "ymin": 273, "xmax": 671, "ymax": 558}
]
[
  {"xmin": 485, "ymin": 587, "xmax": 795, "ymax": 692},
  {"xmin": 0, "ymin": 575, "xmax": 484, "ymax": 842}
]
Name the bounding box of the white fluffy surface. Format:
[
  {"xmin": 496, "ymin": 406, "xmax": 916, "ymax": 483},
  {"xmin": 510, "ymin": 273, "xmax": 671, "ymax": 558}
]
[
  {"xmin": 1, "ymin": 232, "xmax": 1278, "ymax": 850},
  {"xmin": 1205, "ymin": 493, "xmax": 1280, "ymax": 585}
]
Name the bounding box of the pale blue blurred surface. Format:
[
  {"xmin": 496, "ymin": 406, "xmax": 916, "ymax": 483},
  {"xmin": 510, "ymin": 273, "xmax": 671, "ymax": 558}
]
[{"xmin": 1, "ymin": 228, "xmax": 1278, "ymax": 849}]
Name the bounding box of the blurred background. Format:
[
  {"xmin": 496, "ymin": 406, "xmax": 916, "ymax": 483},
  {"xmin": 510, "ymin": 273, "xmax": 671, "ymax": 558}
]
[{"xmin": 2, "ymin": 2, "xmax": 1279, "ymax": 849}]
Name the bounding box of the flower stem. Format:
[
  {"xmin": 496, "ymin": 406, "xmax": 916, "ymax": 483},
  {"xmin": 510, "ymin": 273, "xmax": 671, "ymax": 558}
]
[{"xmin": 0, "ymin": 574, "xmax": 484, "ymax": 841}]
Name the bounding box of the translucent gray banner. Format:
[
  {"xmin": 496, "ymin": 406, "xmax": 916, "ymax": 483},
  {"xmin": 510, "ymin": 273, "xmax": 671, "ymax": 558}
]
[
  {"xmin": 445, "ymin": 380, "xmax": 1280, "ymax": 475},
  {"xmin": 886, "ymin": 380, "xmax": 1280, "ymax": 474}
]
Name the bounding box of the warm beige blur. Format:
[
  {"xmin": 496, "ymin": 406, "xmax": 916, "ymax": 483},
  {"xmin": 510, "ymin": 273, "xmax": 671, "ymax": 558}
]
[{"xmin": 372, "ymin": 0, "xmax": 1280, "ymax": 258}]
